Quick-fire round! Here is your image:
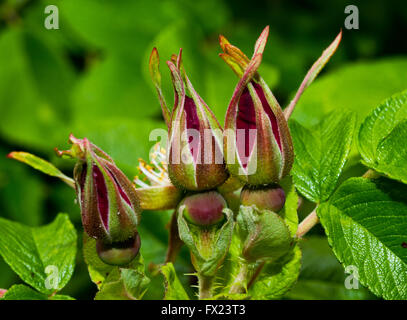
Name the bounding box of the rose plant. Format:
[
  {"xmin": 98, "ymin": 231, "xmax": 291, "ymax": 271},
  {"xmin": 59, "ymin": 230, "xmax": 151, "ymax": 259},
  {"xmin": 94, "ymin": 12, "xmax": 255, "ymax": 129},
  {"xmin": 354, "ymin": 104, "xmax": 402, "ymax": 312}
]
[{"xmin": 2, "ymin": 26, "xmax": 407, "ymax": 300}]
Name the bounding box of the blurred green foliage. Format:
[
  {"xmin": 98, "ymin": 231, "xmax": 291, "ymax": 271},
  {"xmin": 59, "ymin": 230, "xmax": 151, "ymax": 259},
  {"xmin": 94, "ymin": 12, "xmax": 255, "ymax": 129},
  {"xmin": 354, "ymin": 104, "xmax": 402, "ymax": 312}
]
[{"xmin": 0, "ymin": 0, "xmax": 406, "ymax": 299}]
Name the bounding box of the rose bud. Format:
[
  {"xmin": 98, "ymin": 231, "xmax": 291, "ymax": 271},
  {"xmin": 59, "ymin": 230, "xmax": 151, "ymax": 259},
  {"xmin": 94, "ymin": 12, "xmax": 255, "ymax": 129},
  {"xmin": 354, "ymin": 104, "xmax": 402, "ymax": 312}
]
[
  {"xmin": 220, "ymin": 26, "xmax": 294, "ymax": 186},
  {"xmin": 240, "ymin": 185, "xmax": 286, "ymax": 212},
  {"xmin": 149, "ymin": 48, "xmax": 228, "ymax": 191},
  {"xmin": 58, "ymin": 135, "xmax": 141, "ymax": 265},
  {"xmin": 179, "ymin": 191, "xmax": 227, "ymax": 226},
  {"xmin": 96, "ymin": 232, "xmax": 141, "ymax": 266}
]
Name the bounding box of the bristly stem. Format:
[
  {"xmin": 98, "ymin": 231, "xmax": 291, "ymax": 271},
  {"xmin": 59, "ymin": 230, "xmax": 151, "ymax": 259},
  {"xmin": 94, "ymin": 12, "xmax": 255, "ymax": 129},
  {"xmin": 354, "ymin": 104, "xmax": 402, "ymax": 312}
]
[
  {"xmin": 296, "ymin": 207, "xmax": 319, "ymax": 238},
  {"xmin": 362, "ymin": 169, "xmax": 381, "ymax": 179},
  {"xmin": 198, "ymin": 274, "xmax": 214, "ymax": 300},
  {"xmin": 229, "ymin": 263, "xmax": 249, "ymax": 295},
  {"xmin": 247, "ymin": 261, "xmax": 265, "ymax": 289}
]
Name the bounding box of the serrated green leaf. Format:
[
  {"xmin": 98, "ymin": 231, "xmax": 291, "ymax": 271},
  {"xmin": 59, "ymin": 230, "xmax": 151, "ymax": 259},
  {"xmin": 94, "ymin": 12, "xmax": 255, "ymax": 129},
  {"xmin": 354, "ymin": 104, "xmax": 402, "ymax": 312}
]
[
  {"xmin": 374, "ymin": 120, "xmax": 407, "ymax": 182},
  {"xmin": 7, "ymin": 151, "xmax": 74, "ymax": 188},
  {"xmin": 286, "ymin": 236, "xmax": 374, "ymax": 300},
  {"xmin": 280, "ymin": 176, "xmax": 299, "ymax": 237},
  {"xmin": 161, "ymin": 262, "xmax": 190, "ymax": 300},
  {"xmin": 318, "ymin": 177, "xmax": 407, "ymax": 300},
  {"xmin": 250, "ymin": 245, "xmax": 301, "ymax": 299},
  {"xmin": 1, "ymin": 284, "xmax": 47, "ymax": 300},
  {"xmin": 358, "ymin": 89, "xmax": 407, "ymax": 183},
  {"xmin": 0, "ymin": 214, "xmax": 77, "ymax": 294},
  {"xmin": 290, "ymin": 111, "xmax": 356, "ymax": 203}
]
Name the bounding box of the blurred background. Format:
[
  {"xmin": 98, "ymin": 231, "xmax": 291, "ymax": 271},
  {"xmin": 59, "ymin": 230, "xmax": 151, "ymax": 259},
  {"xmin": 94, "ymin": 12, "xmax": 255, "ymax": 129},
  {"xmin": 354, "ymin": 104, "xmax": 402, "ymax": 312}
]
[{"xmin": 0, "ymin": 0, "xmax": 406, "ymax": 299}]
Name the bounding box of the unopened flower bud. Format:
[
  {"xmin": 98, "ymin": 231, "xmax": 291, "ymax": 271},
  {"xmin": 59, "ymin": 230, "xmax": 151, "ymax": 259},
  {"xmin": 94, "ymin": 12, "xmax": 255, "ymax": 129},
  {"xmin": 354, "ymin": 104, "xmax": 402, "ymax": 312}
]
[
  {"xmin": 180, "ymin": 191, "xmax": 227, "ymax": 226},
  {"xmin": 149, "ymin": 48, "xmax": 228, "ymax": 191},
  {"xmin": 58, "ymin": 135, "xmax": 141, "ymax": 265},
  {"xmin": 221, "ymin": 27, "xmax": 294, "ymax": 186},
  {"xmin": 241, "ymin": 185, "xmax": 285, "ymax": 212},
  {"xmin": 96, "ymin": 232, "xmax": 141, "ymax": 266}
]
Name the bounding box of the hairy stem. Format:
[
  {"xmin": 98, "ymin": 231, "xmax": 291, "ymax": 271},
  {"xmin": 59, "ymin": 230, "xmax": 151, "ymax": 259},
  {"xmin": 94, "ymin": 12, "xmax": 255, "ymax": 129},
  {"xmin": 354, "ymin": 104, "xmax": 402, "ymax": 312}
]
[
  {"xmin": 247, "ymin": 261, "xmax": 265, "ymax": 289},
  {"xmin": 296, "ymin": 207, "xmax": 319, "ymax": 238},
  {"xmin": 198, "ymin": 274, "xmax": 213, "ymax": 300},
  {"xmin": 229, "ymin": 263, "xmax": 249, "ymax": 295},
  {"xmin": 362, "ymin": 169, "xmax": 381, "ymax": 179}
]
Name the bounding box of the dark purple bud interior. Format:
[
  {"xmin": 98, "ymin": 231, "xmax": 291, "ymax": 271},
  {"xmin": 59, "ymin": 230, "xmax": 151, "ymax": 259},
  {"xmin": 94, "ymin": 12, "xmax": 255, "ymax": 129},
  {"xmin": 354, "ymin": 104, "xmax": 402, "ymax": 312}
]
[
  {"xmin": 78, "ymin": 163, "xmax": 87, "ymax": 202},
  {"xmin": 236, "ymin": 82, "xmax": 282, "ymax": 167},
  {"xmin": 184, "ymin": 96, "xmax": 200, "ymax": 162},
  {"xmin": 108, "ymin": 168, "xmax": 132, "ymax": 207},
  {"xmin": 182, "ymin": 192, "xmax": 226, "ymax": 226},
  {"xmin": 93, "ymin": 165, "xmax": 109, "ymax": 230}
]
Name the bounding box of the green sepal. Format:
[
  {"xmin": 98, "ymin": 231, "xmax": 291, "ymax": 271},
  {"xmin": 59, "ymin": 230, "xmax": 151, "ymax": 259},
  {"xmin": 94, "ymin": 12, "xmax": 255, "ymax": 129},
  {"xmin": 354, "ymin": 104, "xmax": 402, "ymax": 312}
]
[
  {"xmin": 237, "ymin": 205, "xmax": 293, "ymax": 262},
  {"xmin": 177, "ymin": 207, "xmax": 234, "ymax": 277},
  {"xmin": 7, "ymin": 151, "xmax": 74, "ymax": 188},
  {"xmin": 161, "ymin": 262, "xmax": 190, "ymax": 300},
  {"xmin": 135, "ymin": 185, "xmax": 183, "ymax": 211},
  {"xmin": 84, "ymin": 234, "xmax": 150, "ymax": 300}
]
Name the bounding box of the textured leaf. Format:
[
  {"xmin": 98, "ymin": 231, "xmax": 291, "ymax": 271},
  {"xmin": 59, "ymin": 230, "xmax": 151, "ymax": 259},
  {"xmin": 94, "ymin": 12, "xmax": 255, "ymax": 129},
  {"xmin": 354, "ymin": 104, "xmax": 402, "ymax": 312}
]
[
  {"xmin": 161, "ymin": 262, "xmax": 190, "ymax": 300},
  {"xmin": 0, "ymin": 214, "xmax": 77, "ymax": 294},
  {"xmin": 290, "ymin": 111, "xmax": 356, "ymax": 202},
  {"xmin": 358, "ymin": 89, "xmax": 407, "ymax": 183},
  {"xmin": 250, "ymin": 245, "xmax": 301, "ymax": 299},
  {"xmin": 318, "ymin": 177, "xmax": 407, "ymax": 300},
  {"xmin": 7, "ymin": 151, "xmax": 74, "ymax": 188},
  {"xmin": 280, "ymin": 176, "xmax": 299, "ymax": 236},
  {"xmin": 1, "ymin": 284, "xmax": 47, "ymax": 300},
  {"xmin": 375, "ymin": 121, "xmax": 407, "ymax": 182},
  {"xmin": 287, "ymin": 236, "xmax": 374, "ymax": 300}
]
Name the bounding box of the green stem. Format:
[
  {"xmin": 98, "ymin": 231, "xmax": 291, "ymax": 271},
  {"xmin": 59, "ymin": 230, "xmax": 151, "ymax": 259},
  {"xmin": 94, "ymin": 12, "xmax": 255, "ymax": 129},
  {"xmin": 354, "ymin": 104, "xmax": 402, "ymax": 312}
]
[
  {"xmin": 247, "ymin": 261, "xmax": 265, "ymax": 289},
  {"xmin": 198, "ymin": 274, "xmax": 213, "ymax": 300},
  {"xmin": 362, "ymin": 169, "xmax": 381, "ymax": 179},
  {"xmin": 296, "ymin": 207, "xmax": 319, "ymax": 238},
  {"xmin": 229, "ymin": 263, "xmax": 249, "ymax": 295}
]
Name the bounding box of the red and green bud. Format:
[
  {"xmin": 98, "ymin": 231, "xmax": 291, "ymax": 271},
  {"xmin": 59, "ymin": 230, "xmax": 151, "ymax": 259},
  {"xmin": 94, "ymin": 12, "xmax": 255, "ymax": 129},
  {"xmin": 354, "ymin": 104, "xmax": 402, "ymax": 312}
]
[
  {"xmin": 241, "ymin": 185, "xmax": 286, "ymax": 212},
  {"xmin": 149, "ymin": 49, "xmax": 228, "ymax": 191},
  {"xmin": 221, "ymin": 27, "xmax": 294, "ymax": 186},
  {"xmin": 58, "ymin": 135, "xmax": 141, "ymax": 256},
  {"xmin": 96, "ymin": 232, "xmax": 141, "ymax": 266},
  {"xmin": 180, "ymin": 191, "xmax": 227, "ymax": 226}
]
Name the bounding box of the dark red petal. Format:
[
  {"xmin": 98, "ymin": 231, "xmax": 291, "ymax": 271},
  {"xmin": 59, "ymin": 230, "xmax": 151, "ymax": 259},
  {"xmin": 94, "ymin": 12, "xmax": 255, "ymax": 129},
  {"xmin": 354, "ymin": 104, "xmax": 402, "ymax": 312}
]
[
  {"xmin": 236, "ymin": 82, "xmax": 282, "ymax": 168},
  {"xmin": 93, "ymin": 165, "xmax": 109, "ymax": 230},
  {"xmin": 236, "ymin": 86, "xmax": 257, "ymax": 168},
  {"xmin": 184, "ymin": 96, "xmax": 200, "ymax": 162},
  {"xmin": 253, "ymin": 82, "xmax": 282, "ymax": 151},
  {"xmin": 108, "ymin": 168, "xmax": 132, "ymax": 207},
  {"xmin": 78, "ymin": 163, "xmax": 87, "ymax": 203}
]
